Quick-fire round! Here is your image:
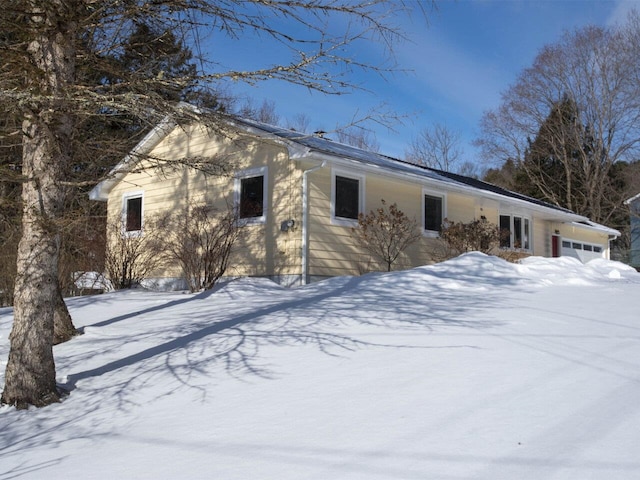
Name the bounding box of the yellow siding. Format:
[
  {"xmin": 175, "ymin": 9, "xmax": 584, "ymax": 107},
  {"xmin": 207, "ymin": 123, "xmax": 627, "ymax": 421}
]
[
  {"xmin": 305, "ymin": 166, "xmax": 480, "ymax": 277},
  {"xmin": 532, "ymin": 217, "xmax": 551, "ymax": 257},
  {"xmin": 106, "ymin": 122, "xmax": 616, "ymax": 285},
  {"xmin": 107, "ymin": 124, "xmax": 303, "ymax": 283}
]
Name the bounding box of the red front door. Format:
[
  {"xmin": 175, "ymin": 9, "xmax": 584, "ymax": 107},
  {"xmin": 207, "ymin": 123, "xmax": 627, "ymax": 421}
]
[{"xmin": 552, "ymin": 235, "xmax": 561, "ymax": 257}]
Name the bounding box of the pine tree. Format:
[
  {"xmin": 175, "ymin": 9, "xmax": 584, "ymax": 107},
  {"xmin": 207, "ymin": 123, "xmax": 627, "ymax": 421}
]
[{"xmin": 521, "ymin": 96, "xmax": 584, "ymax": 211}]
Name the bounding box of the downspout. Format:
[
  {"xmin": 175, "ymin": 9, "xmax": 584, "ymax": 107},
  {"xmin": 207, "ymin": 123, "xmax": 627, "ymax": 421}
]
[
  {"xmin": 301, "ymin": 159, "xmax": 327, "ymax": 285},
  {"xmin": 607, "ymin": 234, "xmax": 616, "ymax": 260}
]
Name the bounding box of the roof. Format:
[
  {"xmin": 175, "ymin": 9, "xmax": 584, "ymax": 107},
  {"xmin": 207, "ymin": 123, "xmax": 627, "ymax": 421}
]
[
  {"xmin": 624, "ymin": 192, "xmax": 640, "ymax": 205},
  {"xmin": 89, "ymin": 110, "xmax": 619, "ymax": 237},
  {"xmin": 231, "ymin": 116, "xmax": 580, "ymax": 217}
]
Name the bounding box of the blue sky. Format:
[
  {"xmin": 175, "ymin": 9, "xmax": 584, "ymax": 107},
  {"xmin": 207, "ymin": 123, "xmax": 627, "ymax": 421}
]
[{"xmin": 205, "ymin": 0, "xmax": 637, "ymax": 165}]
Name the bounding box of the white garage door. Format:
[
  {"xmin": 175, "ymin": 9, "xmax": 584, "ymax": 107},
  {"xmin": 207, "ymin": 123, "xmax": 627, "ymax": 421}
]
[{"xmin": 561, "ymin": 239, "xmax": 604, "ymax": 262}]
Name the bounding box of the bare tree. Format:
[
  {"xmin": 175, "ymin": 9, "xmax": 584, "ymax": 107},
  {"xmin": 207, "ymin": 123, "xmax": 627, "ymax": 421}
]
[
  {"xmin": 1, "ymin": 0, "xmax": 428, "ymax": 408},
  {"xmin": 406, "ymin": 123, "xmax": 463, "ymax": 172},
  {"xmin": 351, "ymin": 199, "xmax": 421, "ymax": 272},
  {"xmin": 336, "ymin": 126, "xmax": 380, "ymax": 152},
  {"xmin": 238, "ymin": 99, "xmax": 280, "ymax": 125},
  {"xmin": 287, "ymin": 113, "xmax": 313, "ymax": 133},
  {"xmin": 476, "ymin": 14, "xmax": 640, "ymax": 224},
  {"xmin": 336, "ymin": 127, "xmax": 380, "ymax": 152}
]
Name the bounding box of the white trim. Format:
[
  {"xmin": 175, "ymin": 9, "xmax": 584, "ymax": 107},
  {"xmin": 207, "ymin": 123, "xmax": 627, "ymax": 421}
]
[
  {"xmin": 625, "ymin": 192, "xmax": 640, "ymax": 205},
  {"xmin": 422, "ymin": 188, "xmax": 446, "ymax": 237},
  {"xmin": 568, "ymin": 220, "xmax": 620, "ymax": 237},
  {"xmin": 234, "ymin": 166, "xmax": 268, "ymax": 225},
  {"xmin": 121, "ymin": 191, "xmax": 144, "ymax": 237},
  {"xmin": 331, "ymin": 168, "xmax": 365, "ymax": 227}
]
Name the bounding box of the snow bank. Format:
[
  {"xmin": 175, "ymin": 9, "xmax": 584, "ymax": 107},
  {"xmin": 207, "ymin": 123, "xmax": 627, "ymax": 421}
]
[{"xmin": 1, "ymin": 254, "xmax": 639, "ymax": 480}]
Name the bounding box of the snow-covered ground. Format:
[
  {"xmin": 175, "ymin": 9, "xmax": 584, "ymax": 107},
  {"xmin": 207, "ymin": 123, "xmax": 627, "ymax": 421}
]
[{"xmin": 1, "ymin": 253, "xmax": 640, "ymax": 480}]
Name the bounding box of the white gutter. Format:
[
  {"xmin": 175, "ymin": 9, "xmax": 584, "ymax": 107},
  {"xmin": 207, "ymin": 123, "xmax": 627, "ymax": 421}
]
[
  {"xmin": 567, "ymin": 220, "xmax": 620, "ymax": 237},
  {"xmin": 303, "ymin": 151, "xmax": 588, "ymax": 224},
  {"xmin": 301, "ymin": 159, "xmax": 327, "ymax": 285}
]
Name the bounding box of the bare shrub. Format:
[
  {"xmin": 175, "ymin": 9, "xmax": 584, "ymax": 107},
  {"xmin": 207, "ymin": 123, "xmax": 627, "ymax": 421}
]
[
  {"xmin": 495, "ymin": 249, "xmax": 531, "ymax": 263},
  {"xmin": 104, "ymin": 217, "xmax": 165, "ymax": 290},
  {"xmin": 351, "ymin": 199, "xmax": 421, "ymax": 272},
  {"xmin": 162, "ymin": 203, "xmax": 241, "ymax": 292},
  {"xmin": 439, "ymin": 218, "xmax": 501, "ymax": 256}
]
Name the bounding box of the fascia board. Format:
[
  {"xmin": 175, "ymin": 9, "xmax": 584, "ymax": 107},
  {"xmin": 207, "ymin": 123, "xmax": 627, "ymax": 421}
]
[
  {"xmin": 624, "ymin": 192, "xmax": 640, "ymax": 205},
  {"xmin": 568, "ymin": 221, "xmax": 621, "ymax": 237},
  {"xmin": 300, "ymin": 151, "xmax": 586, "ymax": 224}
]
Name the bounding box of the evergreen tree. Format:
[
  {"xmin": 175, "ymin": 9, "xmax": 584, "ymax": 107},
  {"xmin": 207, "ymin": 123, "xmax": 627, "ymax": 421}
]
[{"xmin": 521, "ymin": 96, "xmax": 583, "ymax": 211}]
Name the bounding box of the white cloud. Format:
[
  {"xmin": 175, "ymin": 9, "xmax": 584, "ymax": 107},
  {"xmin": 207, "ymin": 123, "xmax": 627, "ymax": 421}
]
[{"xmin": 606, "ymin": 0, "xmax": 638, "ymax": 26}]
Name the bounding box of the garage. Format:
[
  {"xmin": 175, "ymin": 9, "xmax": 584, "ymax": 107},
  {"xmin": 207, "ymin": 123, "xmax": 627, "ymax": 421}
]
[{"xmin": 561, "ymin": 239, "xmax": 604, "ymax": 262}]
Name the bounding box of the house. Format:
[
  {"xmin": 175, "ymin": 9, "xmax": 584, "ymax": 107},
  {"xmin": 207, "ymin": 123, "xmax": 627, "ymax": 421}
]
[
  {"xmin": 89, "ymin": 110, "xmax": 620, "ymax": 289},
  {"xmin": 624, "ymin": 193, "xmax": 640, "ymax": 268}
]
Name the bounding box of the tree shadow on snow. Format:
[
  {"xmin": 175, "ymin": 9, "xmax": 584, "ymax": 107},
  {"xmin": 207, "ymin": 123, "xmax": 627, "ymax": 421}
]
[
  {"xmin": 0, "ymin": 266, "xmax": 523, "ymax": 474},
  {"xmin": 60, "ymin": 267, "xmax": 517, "ymax": 397}
]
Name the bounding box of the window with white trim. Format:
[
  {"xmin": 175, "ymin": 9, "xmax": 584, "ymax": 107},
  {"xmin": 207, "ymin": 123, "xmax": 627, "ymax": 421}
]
[
  {"xmin": 499, "ymin": 214, "xmax": 531, "ymax": 250},
  {"xmin": 235, "ymin": 167, "xmax": 268, "ymax": 224},
  {"xmin": 422, "ymin": 190, "xmax": 446, "ymax": 236},
  {"xmin": 122, "ymin": 192, "xmax": 143, "ymax": 235},
  {"xmin": 331, "ymin": 171, "xmax": 364, "ymax": 225}
]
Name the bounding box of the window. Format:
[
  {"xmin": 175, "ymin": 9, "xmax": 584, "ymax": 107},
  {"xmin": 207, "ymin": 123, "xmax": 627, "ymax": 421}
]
[
  {"xmin": 235, "ymin": 167, "xmax": 268, "ymax": 224},
  {"xmin": 423, "ymin": 193, "xmax": 444, "ymax": 234},
  {"xmin": 560, "ymin": 238, "xmax": 604, "ymax": 258},
  {"xmin": 500, "ymin": 215, "xmax": 511, "ymax": 248},
  {"xmin": 240, "ymin": 176, "xmax": 264, "ymax": 218},
  {"xmin": 335, "ymin": 175, "xmax": 359, "ymax": 220},
  {"xmin": 122, "ymin": 192, "xmax": 143, "ymax": 235},
  {"xmin": 500, "ymin": 214, "xmax": 531, "ymax": 250},
  {"xmin": 331, "ymin": 171, "xmax": 364, "ymax": 225}
]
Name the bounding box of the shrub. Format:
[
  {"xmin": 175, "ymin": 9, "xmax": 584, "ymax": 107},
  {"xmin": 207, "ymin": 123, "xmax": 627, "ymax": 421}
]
[
  {"xmin": 351, "ymin": 199, "xmax": 421, "ymax": 272},
  {"xmin": 439, "ymin": 217, "xmax": 501, "ymax": 255},
  {"xmin": 104, "ymin": 216, "xmax": 165, "ymax": 290},
  {"xmin": 162, "ymin": 202, "xmax": 241, "ymax": 292}
]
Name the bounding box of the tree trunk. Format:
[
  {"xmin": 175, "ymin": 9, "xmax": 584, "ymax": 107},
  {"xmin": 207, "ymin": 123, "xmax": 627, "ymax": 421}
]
[
  {"xmin": 1, "ymin": 117, "xmax": 64, "ymax": 408},
  {"xmin": 1, "ymin": 1, "xmax": 76, "ymax": 408},
  {"xmin": 54, "ymin": 287, "xmax": 79, "ymax": 345}
]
